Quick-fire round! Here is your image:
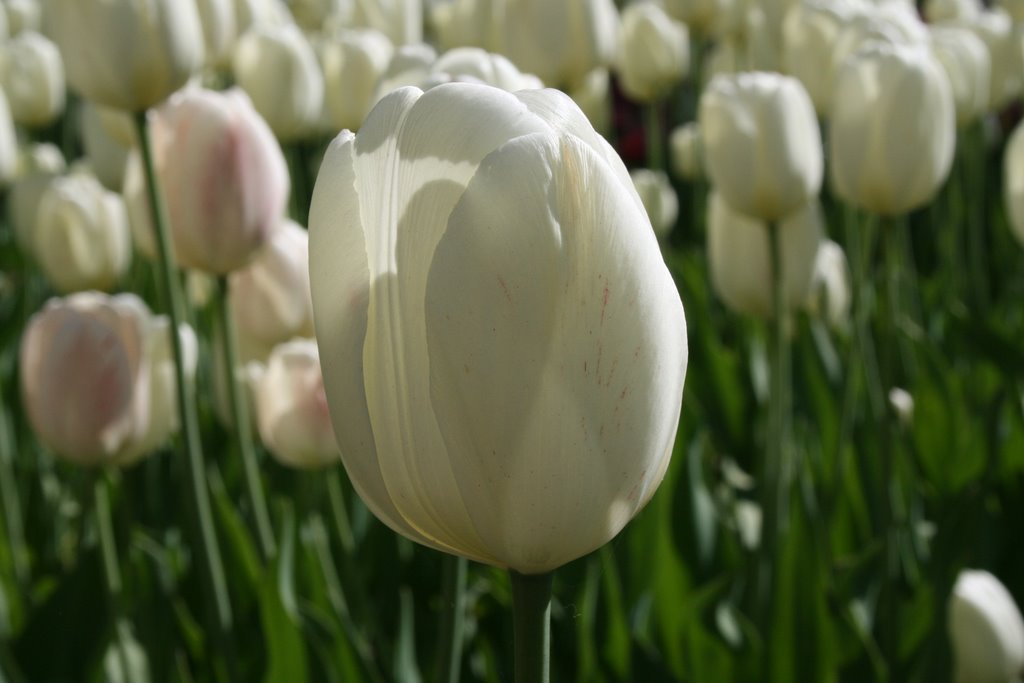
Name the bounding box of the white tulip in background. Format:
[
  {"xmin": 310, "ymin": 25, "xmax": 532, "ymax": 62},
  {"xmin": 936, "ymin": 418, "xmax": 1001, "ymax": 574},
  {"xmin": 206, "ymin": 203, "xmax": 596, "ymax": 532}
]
[
  {"xmin": 318, "ymin": 28, "xmax": 394, "ymax": 131},
  {"xmin": 887, "ymin": 387, "xmax": 914, "ymax": 426},
  {"xmin": 0, "ymin": 31, "xmax": 64, "ymax": 127},
  {"xmin": 430, "ymin": 46, "xmax": 543, "ymax": 91},
  {"xmin": 806, "ymin": 239, "xmax": 852, "ymax": 332},
  {"xmin": 664, "ymin": 0, "xmax": 722, "ymax": 34},
  {"xmin": 924, "ymin": 0, "xmax": 983, "ymax": 22},
  {"xmin": 256, "ymin": 339, "xmax": 339, "ymax": 469},
  {"xmin": 46, "ymin": 0, "xmax": 205, "ymax": 112},
  {"xmin": 0, "ymin": 90, "xmax": 16, "ymax": 187},
  {"xmin": 781, "ymin": 0, "xmax": 857, "ymax": 116},
  {"xmin": 33, "ymin": 171, "xmax": 131, "ymax": 294},
  {"xmin": 309, "ymin": 82, "xmax": 687, "ymax": 573},
  {"xmin": 500, "ymin": 0, "xmax": 618, "ymax": 89},
  {"xmin": 630, "ymin": 168, "xmax": 679, "ymax": 239},
  {"xmin": 233, "ymin": 0, "xmax": 293, "ymax": 34},
  {"xmin": 352, "ymin": 0, "xmax": 422, "ymax": 46},
  {"xmin": 195, "ymin": 0, "xmax": 240, "ymax": 69},
  {"xmin": 8, "ymin": 142, "xmax": 66, "ymax": 252},
  {"xmin": 233, "ymin": 23, "xmax": 324, "ymax": 140},
  {"xmin": 707, "ymin": 191, "xmax": 823, "ymax": 319},
  {"xmin": 670, "ymin": 121, "xmax": 702, "ymax": 181},
  {"xmin": 229, "ymin": 219, "xmax": 314, "ymax": 350},
  {"xmin": 81, "ymin": 102, "xmax": 131, "ymax": 192},
  {"xmin": 948, "ymin": 570, "xmax": 1024, "ymax": 683},
  {"xmin": 699, "ymin": 72, "xmax": 823, "ymax": 222},
  {"xmin": 5, "ymin": 0, "xmax": 39, "ymax": 35},
  {"xmin": 1002, "ymin": 119, "xmax": 1024, "ymax": 249},
  {"xmin": 830, "ymin": 41, "xmax": 956, "ymax": 216},
  {"xmin": 616, "ymin": 2, "xmax": 689, "ymax": 104},
  {"xmin": 930, "ymin": 26, "xmax": 992, "ymax": 127},
  {"xmin": 949, "ymin": 9, "xmax": 1021, "ymax": 111},
  {"xmin": 291, "ymin": 0, "xmax": 351, "ymax": 32},
  {"xmin": 568, "ymin": 67, "xmax": 611, "ymax": 136},
  {"xmin": 19, "ymin": 292, "xmax": 197, "ymax": 467},
  {"xmin": 125, "ymin": 87, "xmax": 289, "ymax": 273}
]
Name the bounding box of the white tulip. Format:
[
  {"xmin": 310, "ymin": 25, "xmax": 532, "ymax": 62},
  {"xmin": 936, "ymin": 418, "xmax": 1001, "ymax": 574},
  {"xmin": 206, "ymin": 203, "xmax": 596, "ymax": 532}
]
[
  {"xmin": 352, "ymin": 0, "xmax": 422, "ymax": 46},
  {"xmin": 708, "ymin": 192, "xmax": 823, "ymax": 319},
  {"xmin": 630, "ymin": 168, "xmax": 678, "ymax": 239},
  {"xmin": 568, "ymin": 68, "xmax": 611, "ymax": 136},
  {"xmin": 616, "ymin": 2, "xmax": 689, "ymax": 103},
  {"xmin": 949, "ymin": 570, "xmax": 1024, "ymax": 683},
  {"xmin": 0, "ymin": 90, "xmax": 18, "ymax": 187},
  {"xmin": 196, "ymin": 0, "xmax": 239, "ymax": 68},
  {"xmin": 949, "ymin": 9, "xmax": 1022, "ymax": 110},
  {"xmin": 8, "ymin": 142, "xmax": 66, "ymax": 253},
  {"xmin": 319, "ymin": 28, "xmax": 394, "ymax": 131},
  {"xmin": 669, "ymin": 121, "xmax": 702, "ymax": 181},
  {"xmin": 930, "ymin": 26, "xmax": 991, "ymax": 126},
  {"xmin": 309, "ymin": 83, "xmax": 687, "ymax": 573},
  {"xmin": 1003, "ymin": 119, "xmax": 1024, "ymax": 249},
  {"xmin": 806, "ymin": 239, "xmax": 851, "ymax": 331},
  {"xmin": 5, "ymin": 0, "xmax": 39, "ymax": 35},
  {"xmin": 782, "ymin": 0, "xmax": 858, "ymax": 116},
  {"xmin": 0, "ymin": 31, "xmax": 64, "ymax": 127},
  {"xmin": 81, "ymin": 102, "xmax": 131, "ymax": 192}
]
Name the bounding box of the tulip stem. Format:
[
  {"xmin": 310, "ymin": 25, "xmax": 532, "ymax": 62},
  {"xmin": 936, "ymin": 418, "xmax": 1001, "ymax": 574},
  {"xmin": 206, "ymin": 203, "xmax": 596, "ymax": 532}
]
[
  {"xmin": 213, "ymin": 276, "xmax": 277, "ymax": 563},
  {"xmin": 644, "ymin": 103, "xmax": 664, "ymax": 171},
  {"xmin": 435, "ymin": 555, "xmax": 467, "ymax": 683},
  {"xmin": 0, "ymin": 383, "xmax": 29, "ymax": 593},
  {"xmin": 93, "ymin": 473, "xmax": 134, "ymax": 683},
  {"xmin": 510, "ymin": 570, "xmax": 553, "ymax": 683},
  {"xmin": 756, "ymin": 222, "xmax": 791, "ymax": 637},
  {"xmin": 132, "ymin": 111, "xmax": 235, "ymax": 642}
]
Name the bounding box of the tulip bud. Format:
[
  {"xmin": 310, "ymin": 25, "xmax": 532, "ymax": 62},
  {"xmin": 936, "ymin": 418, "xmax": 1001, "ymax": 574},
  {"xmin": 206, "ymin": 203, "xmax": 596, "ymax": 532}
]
[
  {"xmin": 0, "ymin": 31, "xmax": 64, "ymax": 127},
  {"xmin": 47, "ymin": 0, "xmax": 204, "ymax": 112},
  {"xmin": 233, "ymin": 0, "xmax": 294, "ymax": 34},
  {"xmin": 0, "ymin": 88, "xmax": 16, "ymax": 187},
  {"xmin": 930, "ymin": 27, "xmax": 992, "ymax": 126},
  {"xmin": 319, "ymin": 28, "xmax": 394, "ymax": 131},
  {"xmin": 670, "ymin": 121, "xmax": 702, "ymax": 180},
  {"xmin": 782, "ymin": 0, "xmax": 857, "ymax": 116},
  {"xmin": 707, "ymin": 191, "xmax": 823, "ymax": 319},
  {"xmin": 351, "ymin": 0, "xmax": 422, "ymax": 46},
  {"xmin": 229, "ymin": 219, "xmax": 314, "ymax": 349},
  {"xmin": 20, "ymin": 292, "xmax": 195, "ymax": 466},
  {"xmin": 256, "ymin": 339, "xmax": 338, "ymax": 469},
  {"xmin": 233, "ymin": 23, "xmax": 324, "ymax": 140},
  {"xmin": 6, "ymin": 0, "xmax": 40, "ymax": 35},
  {"xmin": 699, "ymin": 72, "xmax": 823, "ymax": 222},
  {"xmin": 888, "ymin": 387, "xmax": 914, "ymax": 426},
  {"xmin": 830, "ymin": 42, "xmax": 955, "ymax": 216},
  {"xmin": 8, "ymin": 142, "xmax": 66, "ymax": 251},
  {"xmin": 616, "ymin": 2, "xmax": 689, "ymax": 103},
  {"xmin": 309, "ymin": 83, "xmax": 687, "ymax": 572},
  {"xmin": 950, "ymin": 9, "xmax": 1022, "ymax": 111},
  {"xmin": 81, "ymin": 102, "xmax": 131, "ymax": 192},
  {"xmin": 1003, "ymin": 119, "xmax": 1024, "ymax": 249},
  {"xmin": 127, "ymin": 87, "xmax": 289, "ymax": 273},
  {"xmin": 33, "ymin": 172, "xmax": 132, "ymax": 293},
  {"xmin": 664, "ymin": 0, "xmax": 722, "ymax": 34},
  {"xmin": 948, "ymin": 570, "xmax": 1024, "ymax": 683},
  {"xmin": 806, "ymin": 239, "xmax": 851, "ymax": 331},
  {"xmin": 430, "ymin": 47, "xmax": 544, "ymax": 91},
  {"xmin": 196, "ymin": 0, "xmax": 239, "ymax": 68},
  {"xmin": 630, "ymin": 168, "xmax": 678, "ymax": 239}
]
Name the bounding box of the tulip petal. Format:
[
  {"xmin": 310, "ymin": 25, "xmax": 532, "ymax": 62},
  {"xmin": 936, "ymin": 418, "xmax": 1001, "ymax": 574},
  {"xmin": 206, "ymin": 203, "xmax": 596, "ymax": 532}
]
[{"xmin": 425, "ymin": 132, "xmax": 687, "ymax": 573}]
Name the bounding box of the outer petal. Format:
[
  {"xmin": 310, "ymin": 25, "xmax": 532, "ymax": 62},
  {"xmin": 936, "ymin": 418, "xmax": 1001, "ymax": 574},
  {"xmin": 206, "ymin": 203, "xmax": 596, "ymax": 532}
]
[{"xmin": 424, "ymin": 132, "xmax": 687, "ymax": 573}]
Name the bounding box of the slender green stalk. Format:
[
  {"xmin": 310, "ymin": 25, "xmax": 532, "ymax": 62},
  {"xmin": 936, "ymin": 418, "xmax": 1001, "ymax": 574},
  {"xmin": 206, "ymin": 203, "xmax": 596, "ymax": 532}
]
[
  {"xmin": 94, "ymin": 474, "xmax": 134, "ymax": 683},
  {"xmin": 755, "ymin": 222, "xmax": 790, "ymax": 632},
  {"xmin": 963, "ymin": 123, "xmax": 989, "ymax": 312},
  {"xmin": 326, "ymin": 469, "xmax": 354, "ymax": 555},
  {"xmin": 213, "ymin": 276, "xmax": 277, "ymax": 562},
  {"xmin": 435, "ymin": 555, "xmax": 467, "ymax": 683},
  {"xmin": 131, "ymin": 111, "xmax": 233, "ymax": 635},
  {"xmin": 510, "ymin": 571, "xmax": 553, "ymax": 683},
  {"xmin": 644, "ymin": 103, "xmax": 664, "ymax": 172},
  {"xmin": 0, "ymin": 383, "xmax": 29, "ymax": 592}
]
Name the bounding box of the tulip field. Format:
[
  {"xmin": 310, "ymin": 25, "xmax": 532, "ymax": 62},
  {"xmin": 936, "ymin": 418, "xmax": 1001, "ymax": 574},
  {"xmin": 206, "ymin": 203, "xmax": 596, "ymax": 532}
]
[{"xmin": 4, "ymin": 0, "xmax": 1024, "ymax": 682}]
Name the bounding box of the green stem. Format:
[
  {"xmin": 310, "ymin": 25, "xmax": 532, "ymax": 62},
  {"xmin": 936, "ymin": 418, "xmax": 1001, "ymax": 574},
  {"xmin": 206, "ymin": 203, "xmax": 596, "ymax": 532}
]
[
  {"xmin": 510, "ymin": 571, "xmax": 553, "ymax": 683},
  {"xmin": 0, "ymin": 382, "xmax": 29, "ymax": 592},
  {"xmin": 435, "ymin": 555, "xmax": 467, "ymax": 683},
  {"xmin": 131, "ymin": 111, "xmax": 234, "ymax": 636},
  {"xmin": 326, "ymin": 469, "xmax": 354, "ymax": 555},
  {"xmin": 644, "ymin": 103, "xmax": 664, "ymax": 172},
  {"xmin": 94, "ymin": 474, "xmax": 134, "ymax": 683},
  {"xmin": 964, "ymin": 123, "xmax": 989, "ymax": 312},
  {"xmin": 213, "ymin": 276, "xmax": 277, "ymax": 562}
]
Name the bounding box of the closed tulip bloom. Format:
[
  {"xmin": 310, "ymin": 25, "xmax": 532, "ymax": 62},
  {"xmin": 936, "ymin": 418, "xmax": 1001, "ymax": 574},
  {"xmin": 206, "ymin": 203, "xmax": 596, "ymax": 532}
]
[
  {"xmin": 431, "ymin": 47, "xmax": 544, "ymax": 91},
  {"xmin": 229, "ymin": 219, "xmax": 314, "ymax": 349},
  {"xmin": 502, "ymin": 0, "xmax": 619, "ymax": 89},
  {"xmin": 630, "ymin": 168, "xmax": 678, "ymax": 239},
  {"xmin": 951, "ymin": 9, "xmax": 1022, "ymax": 110},
  {"xmin": 8, "ymin": 142, "xmax": 66, "ymax": 252},
  {"xmin": 20, "ymin": 292, "xmax": 196, "ymax": 466},
  {"xmin": 233, "ymin": 0, "xmax": 294, "ymax": 34},
  {"xmin": 81, "ymin": 102, "xmax": 131, "ymax": 191},
  {"xmin": 132, "ymin": 87, "xmax": 289, "ymax": 273},
  {"xmin": 699, "ymin": 72, "xmax": 823, "ymax": 222},
  {"xmin": 930, "ymin": 26, "xmax": 991, "ymax": 126},
  {"xmin": 806, "ymin": 239, "xmax": 851, "ymax": 331},
  {"xmin": 782, "ymin": 0, "xmax": 857, "ymax": 116},
  {"xmin": 319, "ymin": 28, "xmax": 394, "ymax": 131},
  {"xmin": 256, "ymin": 339, "xmax": 338, "ymax": 469},
  {"xmin": 0, "ymin": 31, "xmax": 64, "ymax": 127},
  {"xmin": 373, "ymin": 43, "xmax": 439, "ymax": 101},
  {"xmin": 670, "ymin": 121, "xmax": 702, "ymax": 180},
  {"xmin": 34, "ymin": 172, "xmax": 131, "ymax": 293},
  {"xmin": 708, "ymin": 191, "xmax": 823, "ymax": 319},
  {"xmin": 196, "ymin": 0, "xmax": 239, "ymax": 68},
  {"xmin": 830, "ymin": 42, "xmax": 955, "ymax": 216},
  {"xmin": 309, "ymin": 83, "xmax": 688, "ymax": 573},
  {"xmin": 664, "ymin": 0, "xmax": 722, "ymax": 34},
  {"xmin": 0, "ymin": 90, "xmax": 15, "ymax": 188},
  {"xmin": 1003, "ymin": 119, "xmax": 1024, "ymax": 248},
  {"xmin": 352, "ymin": 0, "xmax": 422, "ymax": 46},
  {"xmin": 5, "ymin": 0, "xmax": 40, "ymax": 34},
  {"xmin": 46, "ymin": 0, "xmax": 204, "ymax": 112},
  {"xmin": 616, "ymin": 2, "xmax": 689, "ymax": 103},
  {"xmin": 949, "ymin": 570, "xmax": 1024, "ymax": 683},
  {"xmin": 233, "ymin": 23, "xmax": 323, "ymax": 140}
]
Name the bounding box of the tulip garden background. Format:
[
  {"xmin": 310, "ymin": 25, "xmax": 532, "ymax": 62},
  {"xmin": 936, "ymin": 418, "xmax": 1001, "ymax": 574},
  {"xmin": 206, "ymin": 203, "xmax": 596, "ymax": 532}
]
[{"xmin": 2, "ymin": 0, "xmax": 1024, "ymax": 681}]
